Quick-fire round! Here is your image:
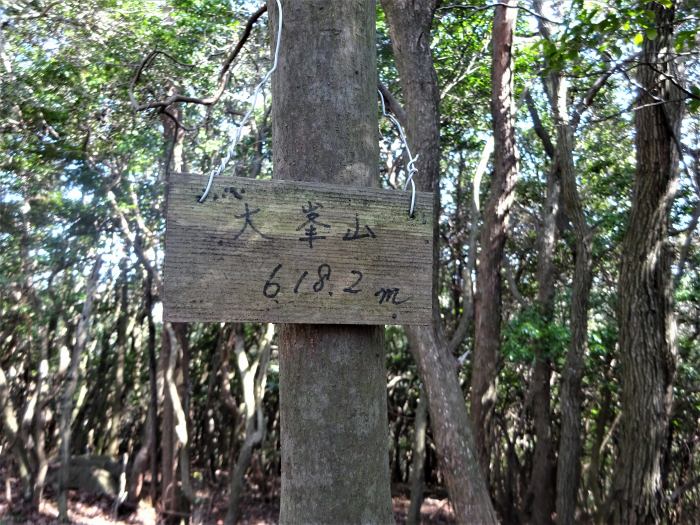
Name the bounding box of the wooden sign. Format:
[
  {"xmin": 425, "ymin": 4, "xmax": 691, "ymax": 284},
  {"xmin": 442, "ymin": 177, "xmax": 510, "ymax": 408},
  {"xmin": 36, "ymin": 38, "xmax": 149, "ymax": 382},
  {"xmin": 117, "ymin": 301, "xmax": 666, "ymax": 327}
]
[{"xmin": 163, "ymin": 174, "xmax": 434, "ymax": 325}]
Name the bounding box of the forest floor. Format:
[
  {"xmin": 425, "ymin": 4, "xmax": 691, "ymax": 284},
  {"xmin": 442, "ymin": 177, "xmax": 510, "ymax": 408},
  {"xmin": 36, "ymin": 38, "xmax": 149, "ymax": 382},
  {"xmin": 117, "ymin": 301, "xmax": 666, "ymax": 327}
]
[{"xmin": 0, "ymin": 486, "xmax": 456, "ymax": 524}]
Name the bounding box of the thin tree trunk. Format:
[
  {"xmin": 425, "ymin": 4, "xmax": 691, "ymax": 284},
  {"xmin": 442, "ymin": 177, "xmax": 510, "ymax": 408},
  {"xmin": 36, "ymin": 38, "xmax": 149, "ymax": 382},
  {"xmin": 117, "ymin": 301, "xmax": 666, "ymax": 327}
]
[
  {"xmin": 30, "ymin": 384, "xmax": 48, "ymax": 511},
  {"xmin": 160, "ymin": 92, "xmax": 189, "ymax": 523},
  {"xmin": 126, "ymin": 401, "xmax": 154, "ymax": 506},
  {"xmin": 107, "ymin": 258, "xmax": 129, "ymax": 457},
  {"xmin": 161, "ymin": 322, "xmax": 189, "ymax": 523},
  {"xmin": 124, "ymin": 303, "xmax": 154, "ymax": 508},
  {"xmin": 528, "ymin": 3, "xmax": 600, "ymax": 520},
  {"xmin": 609, "ymin": 3, "xmax": 682, "ymax": 522},
  {"xmin": 528, "ymin": 160, "xmax": 559, "ymax": 525},
  {"xmin": 380, "ymin": 1, "xmax": 498, "ymax": 521},
  {"xmin": 407, "ymin": 386, "xmax": 428, "ymax": 525},
  {"xmin": 160, "ymin": 279, "xmax": 176, "ymax": 517},
  {"xmin": 177, "ymin": 324, "xmax": 194, "ymax": 509},
  {"xmin": 18, "ymin": 204, "xmax": 50, "ymax": 511},
  {"xmin": 553, "ymin": 71, "xmax": 593, "ymax": 525},
  {"xmin": 587, "ymin": 384, "xmax": 613, "ymax": 516},
  {"xmin": 146, "ymin": 278, "xmax": 159, "ymax": 505},
  {"xmin": 269, "ymin": 2, "xmax": 393, "ymax": 522},
  {"xmin": 58, "ymin": 255, "xmax": 102, "ymax": 521},
  {"xmin": 522, "ymin": 79, "xmax": 558, "ymax": 525},
  {"xmin": 224, "ymin": 324, "xmax": 273, "ymax": 525},
  {"xmin": 0, "ymin": 367, "xmax": 33, "ymax": 500},
  {"xmin": 406, "ymin": 327, "xmax": 498, "ymax": 523},
  {"xmin": 471, "ymin": 0, "xmax": 519, "ymax": 474}
]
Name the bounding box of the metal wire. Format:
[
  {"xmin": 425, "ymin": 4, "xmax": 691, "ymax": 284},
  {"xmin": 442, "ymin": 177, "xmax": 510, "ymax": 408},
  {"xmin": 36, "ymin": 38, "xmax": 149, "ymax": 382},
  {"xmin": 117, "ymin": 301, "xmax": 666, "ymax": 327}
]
[
  {"xmin": 199, "ymin": 0, "xmax": 283, "ymax": 203},
  {"xmin": 378, "ymin": 89, "xmax": 418, "ymax": 217}
]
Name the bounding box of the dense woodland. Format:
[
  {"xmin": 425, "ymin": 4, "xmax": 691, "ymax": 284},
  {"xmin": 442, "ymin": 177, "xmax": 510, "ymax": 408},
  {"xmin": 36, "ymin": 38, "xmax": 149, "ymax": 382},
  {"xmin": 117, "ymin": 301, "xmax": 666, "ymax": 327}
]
[{"xmin": 1, "ymin": 0, "xmax": 699, "ymax": 523}]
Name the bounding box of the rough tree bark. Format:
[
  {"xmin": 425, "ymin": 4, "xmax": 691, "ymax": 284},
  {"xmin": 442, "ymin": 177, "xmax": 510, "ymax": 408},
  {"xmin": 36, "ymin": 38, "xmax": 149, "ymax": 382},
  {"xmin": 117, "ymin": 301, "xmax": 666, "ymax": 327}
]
[
  {"xmin": 529, "ymin": 4, "xmax": 614, "ymax": 519},
  {"xmin": 268, "ymin": 2, "xmax": 393, "ymax": 523},
  {"xmin": 552, "ymin": 71, "xmax": 593, "ymax": 525},
  {"xmin": 380, "ymin": 1, "xmax": 498, "ymax": 522},
  {"xmin": 609, "ymin": 3, "xmax": 682, "ymax": 523},
  {"xmin": 529, "ymin": 157, "xmax": 559, "ymax": 525},
  {"xmin": 523, "ymin": 69, "xmax": 560, "ymax": 525},
  {"xmin": 471, "ymin": 0, "xmax": 519, "ymax": 474}
]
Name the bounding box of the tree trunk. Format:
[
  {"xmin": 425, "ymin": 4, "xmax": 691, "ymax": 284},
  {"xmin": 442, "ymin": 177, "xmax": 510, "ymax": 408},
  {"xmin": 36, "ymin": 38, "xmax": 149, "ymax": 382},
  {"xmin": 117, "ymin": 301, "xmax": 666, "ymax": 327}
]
[
  {"xmin": 224, "ymin": 324, "xmax": 273, "ymax": 525},
  {"xmin": 177, "ymin": 324, "xmax": 194, "ymax": 509},
  {"xmin": 160, "ymin": 325, "xmax": 177, "ymax": 519},
  {"xmin": 58, "ymin": 255, "xmax": 102, "ymax": 521},
  {"xmin": 161, "ymin": 322, "xmax": 189, "ymax": 523},
  {"xmin": 380, "ymin": 1, "xmax": 498, "ymax": 521},
  {"xmin": 146, "ymin": 279, "xmax": 159, "ymax": 505},
  {"xmin": 406, "ymin": 328, "xmax": 498, "ymax": 524},
  {"xmin": 609, "ymin": 3, "xmax": 682, "ymax": 522},
  {"xmin": 126, "ymin": 402, "xmax": 154, "ymax": 506},
  {"xmin": 407, "ymin": 386, "xmax": 428, "ymax": 525},
  {"xmin": 523, "ymin": 59, "xmax": 559, "ymax": 525},
  {"xmin": 159, "ymin": 92, "xmax": 190, "ymax": 523},
  {"xmin": 269, "ymin": 2, "xmax": 393, "ymax": 523},
  {"xmin": 471, "ymin": 0, "xmax": 519, "ymax": 474},
  {"xmin": 553, "ymin": 72, "xmax": 592, "ymax": 525},
  {"xmin": 0, "ymin": 367, "xmax": 33, "ymax": 501},
  {"xmin": 528, "ymin": 160, "xmax": 559, "ymax": 525},
  {"xmin": 107, "ymin": 258, "xmax": 129, "ymax": 457}
]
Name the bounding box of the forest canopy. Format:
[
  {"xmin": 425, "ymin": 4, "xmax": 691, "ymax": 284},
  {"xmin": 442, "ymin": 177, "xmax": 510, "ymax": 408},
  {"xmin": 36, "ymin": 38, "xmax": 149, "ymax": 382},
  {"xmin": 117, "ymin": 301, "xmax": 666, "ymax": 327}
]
[{"xmin": 1, "ymin": 0, "xmax": 699, "ymax": 523}]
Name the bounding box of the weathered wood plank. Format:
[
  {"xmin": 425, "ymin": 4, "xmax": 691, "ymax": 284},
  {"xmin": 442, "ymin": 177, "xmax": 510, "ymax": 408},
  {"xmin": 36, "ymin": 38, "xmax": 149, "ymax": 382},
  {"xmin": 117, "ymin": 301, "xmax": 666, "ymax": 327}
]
[{"xmin": 163, "ymin": 174, "xmax": 433, "ymax": 325}]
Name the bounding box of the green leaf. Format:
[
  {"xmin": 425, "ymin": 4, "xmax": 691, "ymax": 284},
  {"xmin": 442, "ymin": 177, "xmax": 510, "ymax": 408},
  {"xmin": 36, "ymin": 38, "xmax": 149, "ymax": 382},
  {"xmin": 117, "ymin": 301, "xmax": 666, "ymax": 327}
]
[
  {"xmin": 689, "ymin": 97, "xmax": 700, "ymax": 114},
  {"xmin": 633, "ymin": 32, "xmax": 644, "ymax": 46},
  {"xmin": 646, "ymin": 28, "xmax": 658, "ymax": 41}
]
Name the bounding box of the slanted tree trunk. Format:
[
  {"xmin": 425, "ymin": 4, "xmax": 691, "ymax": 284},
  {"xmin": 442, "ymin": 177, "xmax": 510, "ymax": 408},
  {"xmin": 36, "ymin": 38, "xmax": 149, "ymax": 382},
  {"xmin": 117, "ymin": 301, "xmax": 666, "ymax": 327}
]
[
  {"xmin": 609, "ymin": 3, "xmax": 682, "ymax": 522},
  {"xmin": 177, "ymin": 324, "xmax": 194, "ymax": 508},
  {"xmin": 381, "ymin": 1, "xmax": 498, "ymax": 522},
  {"xmin": 471, "ymin": 0, "xmax": 519, "ymax": 474},
  {"xmin": 269, "ymin": 2, "xmax": 393, "ymax": 523},
  {"xmin": 160, "ymin": 324, "xmax": 176, "ymax": 518},
  {"xmin": 58, "ymin": 255, "xmax": 102, "ymax": 521},
  {"xmin": 529, "ymin": 4, "xmax": 613, "ymax": 520}
]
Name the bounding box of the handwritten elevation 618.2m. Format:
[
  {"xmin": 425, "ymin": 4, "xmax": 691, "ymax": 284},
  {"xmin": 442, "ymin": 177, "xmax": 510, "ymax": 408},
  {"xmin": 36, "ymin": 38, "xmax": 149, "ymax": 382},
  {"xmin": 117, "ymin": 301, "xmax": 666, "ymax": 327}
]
[{"xmin": 164, "ymin": 174, "xmax": 434, "ymax": 325}]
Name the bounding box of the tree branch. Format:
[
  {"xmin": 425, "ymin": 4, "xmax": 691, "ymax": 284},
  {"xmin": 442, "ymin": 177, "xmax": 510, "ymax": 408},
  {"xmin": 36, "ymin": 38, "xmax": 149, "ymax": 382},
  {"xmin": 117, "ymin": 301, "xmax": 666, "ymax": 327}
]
[
  {"xmin": 525, "ymin": 90, "xmax": 555, "ymax": 159},
  {"xmin": 571, "ymin": 68, "xmax": 615, "ymax": 130},
  {"xmin": 670, "ymin": 475, "xmax": 700, "ymax": 504},
  {"xmin": 129, "ymin": 5, "xmax": 268, "ymax": 112},
  {"xmin": 439, "ymin": 3, "xmax": 563, "ymax": 25},
  {"xmin": 378, "ymin": 82, "xmax": 407, "ymax": 126}
]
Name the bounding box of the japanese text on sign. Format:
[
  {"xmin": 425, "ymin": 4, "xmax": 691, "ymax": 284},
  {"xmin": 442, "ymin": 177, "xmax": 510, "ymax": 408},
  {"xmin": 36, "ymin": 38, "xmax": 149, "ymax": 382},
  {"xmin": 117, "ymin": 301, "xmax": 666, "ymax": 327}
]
[{"xmin": 163, "ymin": 174, "xmax": 434, "ymax": 325}]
